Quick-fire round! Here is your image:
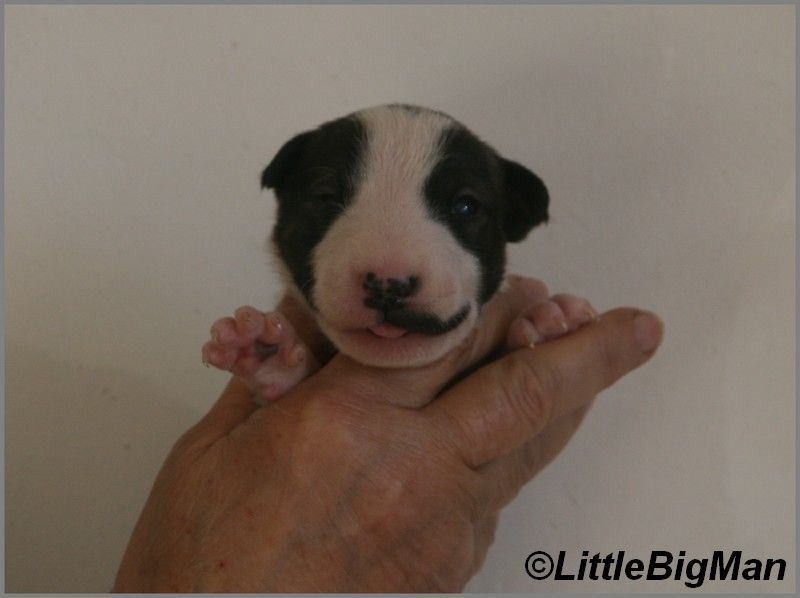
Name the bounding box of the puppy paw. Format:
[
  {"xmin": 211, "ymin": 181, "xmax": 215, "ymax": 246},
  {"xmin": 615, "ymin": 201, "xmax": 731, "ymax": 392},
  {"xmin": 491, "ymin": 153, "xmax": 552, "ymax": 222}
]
[
  {"xmin": 507, "ymin": 293, "xmax": 598, "ymax": 350},
  {"xmin": 202, "ymin": 306, "xmax": 317, "ymax": 404}
]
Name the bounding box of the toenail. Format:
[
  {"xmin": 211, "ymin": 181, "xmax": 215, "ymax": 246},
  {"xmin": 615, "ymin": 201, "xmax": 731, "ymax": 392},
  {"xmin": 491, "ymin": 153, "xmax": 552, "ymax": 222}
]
[{"xmin": 521, "ymin": 322, "xmax": 538, "ymax": 346}]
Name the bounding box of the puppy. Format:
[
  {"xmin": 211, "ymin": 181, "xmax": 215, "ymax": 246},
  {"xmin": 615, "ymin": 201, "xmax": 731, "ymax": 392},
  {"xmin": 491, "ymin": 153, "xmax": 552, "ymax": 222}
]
[{"xmin": 202, "ymin": 105, "xmax": 595, "ymax": 402}]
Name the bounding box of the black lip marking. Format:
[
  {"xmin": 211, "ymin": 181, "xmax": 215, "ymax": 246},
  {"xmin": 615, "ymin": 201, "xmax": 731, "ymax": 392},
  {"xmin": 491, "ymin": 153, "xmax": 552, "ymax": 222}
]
[
  {"xmin": 364, "ymin": 294, "xmax": 406, "ymax": 312},
  {"xmin": 382, "ymin": 303, "xmax": 471, "ymax": 337}
]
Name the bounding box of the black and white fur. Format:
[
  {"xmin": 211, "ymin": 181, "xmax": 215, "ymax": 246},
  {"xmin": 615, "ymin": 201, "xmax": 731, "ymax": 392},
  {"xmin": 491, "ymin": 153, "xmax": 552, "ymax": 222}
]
[
  {"xmin": 203, "ymin": 104, "xmax": 563, "ymax": 401},
  {"xmin": 263, "ymin": 104, "xmax": 548, "ymax": 367}
]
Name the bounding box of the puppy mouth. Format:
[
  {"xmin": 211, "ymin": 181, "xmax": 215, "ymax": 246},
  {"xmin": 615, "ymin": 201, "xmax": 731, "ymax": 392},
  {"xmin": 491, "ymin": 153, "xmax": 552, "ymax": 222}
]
[
  {"xmin": 368, "ymin": 303, "xmax": 471, "ymax": 338},
  {"xmin": 368, "ymin": 322, "xmax": 410, "ymax": 339}
]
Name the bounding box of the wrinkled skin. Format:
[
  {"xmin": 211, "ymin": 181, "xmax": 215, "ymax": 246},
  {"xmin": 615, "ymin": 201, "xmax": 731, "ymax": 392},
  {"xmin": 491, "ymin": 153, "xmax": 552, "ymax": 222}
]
[{"xmin": 114, "ymin": 279, "xmax": 663, "ymax": 592}]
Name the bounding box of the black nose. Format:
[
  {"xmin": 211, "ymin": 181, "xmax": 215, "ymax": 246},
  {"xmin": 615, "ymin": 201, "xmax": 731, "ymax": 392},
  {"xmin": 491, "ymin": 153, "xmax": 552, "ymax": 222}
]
[{"xmin": 362, "ymin": 273, "xmax": 419, "ymax": 311}]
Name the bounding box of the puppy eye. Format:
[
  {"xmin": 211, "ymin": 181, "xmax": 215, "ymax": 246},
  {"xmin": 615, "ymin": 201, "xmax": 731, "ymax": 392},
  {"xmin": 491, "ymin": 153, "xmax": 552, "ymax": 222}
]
[{"xmin": 450, "ymin": 193, "xmax": 482, "ymax": 217}]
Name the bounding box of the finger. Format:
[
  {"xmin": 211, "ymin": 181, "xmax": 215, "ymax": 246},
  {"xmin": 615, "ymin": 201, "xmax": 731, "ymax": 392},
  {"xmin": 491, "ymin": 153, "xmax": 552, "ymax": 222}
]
[
  {"xmin": 357, "ymin": 276, "xmax": 551, "ymax": 402},
  {"xmin": 427, "ymin": 308, "xmax": 663, "ymax": 467},
  {"xmin": 196, "ymin": 376, "xmax": 260, "ymax": 437},
  {"xmin": 479, "ymin": 403, "xmax": 593, "ymax": 511}
]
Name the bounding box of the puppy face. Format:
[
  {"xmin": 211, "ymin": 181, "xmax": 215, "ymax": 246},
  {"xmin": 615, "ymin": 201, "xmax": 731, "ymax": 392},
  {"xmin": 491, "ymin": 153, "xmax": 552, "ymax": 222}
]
[{"xmin": 262, "ymin": 104, "xmax": 549, "ymax": 367}]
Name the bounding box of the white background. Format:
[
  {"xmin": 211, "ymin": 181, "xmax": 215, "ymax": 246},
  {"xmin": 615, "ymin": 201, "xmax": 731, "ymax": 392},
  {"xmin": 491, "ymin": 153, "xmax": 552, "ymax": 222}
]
[{"xmin": 5, "ymin": 4, "xmax": 795, "ymax": 592}]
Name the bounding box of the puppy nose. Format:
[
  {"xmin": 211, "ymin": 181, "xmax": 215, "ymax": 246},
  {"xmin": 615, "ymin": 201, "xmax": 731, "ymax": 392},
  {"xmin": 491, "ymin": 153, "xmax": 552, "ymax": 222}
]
[
  {"xmin": 363, "ymin": 272, "xmax": 419, "ymax": 297},
  {"xmin": 362, "ymin": 272, "xmax": 419, "ymax": 311}
]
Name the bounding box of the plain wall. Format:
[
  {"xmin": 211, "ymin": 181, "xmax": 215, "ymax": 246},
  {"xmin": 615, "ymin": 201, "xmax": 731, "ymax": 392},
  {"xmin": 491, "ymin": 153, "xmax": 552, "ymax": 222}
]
[{"xmin": 5, "ymin": 4, "xmax": 794, "ymax": 592}]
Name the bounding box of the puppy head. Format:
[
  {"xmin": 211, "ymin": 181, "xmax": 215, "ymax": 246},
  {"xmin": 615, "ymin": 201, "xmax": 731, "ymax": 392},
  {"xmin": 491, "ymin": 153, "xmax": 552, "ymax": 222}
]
[{"xmin": 262, "ymin": 104, "xmax": 549, "ymax": 367}]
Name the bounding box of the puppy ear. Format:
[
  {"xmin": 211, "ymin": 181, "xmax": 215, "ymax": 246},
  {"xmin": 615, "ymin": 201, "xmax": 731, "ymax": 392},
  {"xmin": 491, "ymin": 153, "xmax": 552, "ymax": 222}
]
[
  {"xmin": 260, "ymin": 130, "xmax": 315, "ymax": 191},
  {"xmin": 501, "ymin": 159, "xmax": 550, "ymax": 242}
]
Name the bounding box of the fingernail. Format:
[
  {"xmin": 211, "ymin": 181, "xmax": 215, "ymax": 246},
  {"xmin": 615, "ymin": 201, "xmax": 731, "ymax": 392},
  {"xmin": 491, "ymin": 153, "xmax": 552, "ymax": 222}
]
[{"xmin": 634, "ymin": 311, "xmax": 664, "ymax": 353}]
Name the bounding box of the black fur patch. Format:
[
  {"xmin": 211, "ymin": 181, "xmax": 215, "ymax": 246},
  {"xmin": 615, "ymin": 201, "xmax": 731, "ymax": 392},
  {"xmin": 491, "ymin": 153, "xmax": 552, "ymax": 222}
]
[
  {"xmin": 263, "ymin": 116, "xmax": 366, "ymax": 305},
  {"xmin": 501, "ymin": 158, "xmax": 550, "ymax": 242},
  {"xmin": 424, "ymin": 123, "xmax": 549, "ymax": 304}
]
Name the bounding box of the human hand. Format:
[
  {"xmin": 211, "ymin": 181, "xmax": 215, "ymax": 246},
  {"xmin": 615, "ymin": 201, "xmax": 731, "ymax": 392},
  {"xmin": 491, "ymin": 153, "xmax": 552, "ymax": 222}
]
[{"xmin": 113, "ymin": 280, "xmax": 663, "ymax": 592}]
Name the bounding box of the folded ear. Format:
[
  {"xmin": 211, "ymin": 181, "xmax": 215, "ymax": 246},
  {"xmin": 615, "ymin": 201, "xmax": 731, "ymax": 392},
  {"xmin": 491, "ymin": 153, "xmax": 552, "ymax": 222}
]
[
  {"xmin": 260, "ymin": 130, "xmax": 315, "ymax": 192},
  {"xmin": 501, "ymin": 158, "xmax": 550, "ymax": 242}
]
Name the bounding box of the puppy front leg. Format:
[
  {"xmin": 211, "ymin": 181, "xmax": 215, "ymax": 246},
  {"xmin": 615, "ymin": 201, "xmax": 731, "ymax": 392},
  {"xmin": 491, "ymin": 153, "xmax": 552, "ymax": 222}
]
[
  {"xmin": 202, "ymin": 306, "xmax": 319, "ymax": 405},
  {"xmin": 507, "ymin": 292, "xmax": 599, "ymax": 349}
]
